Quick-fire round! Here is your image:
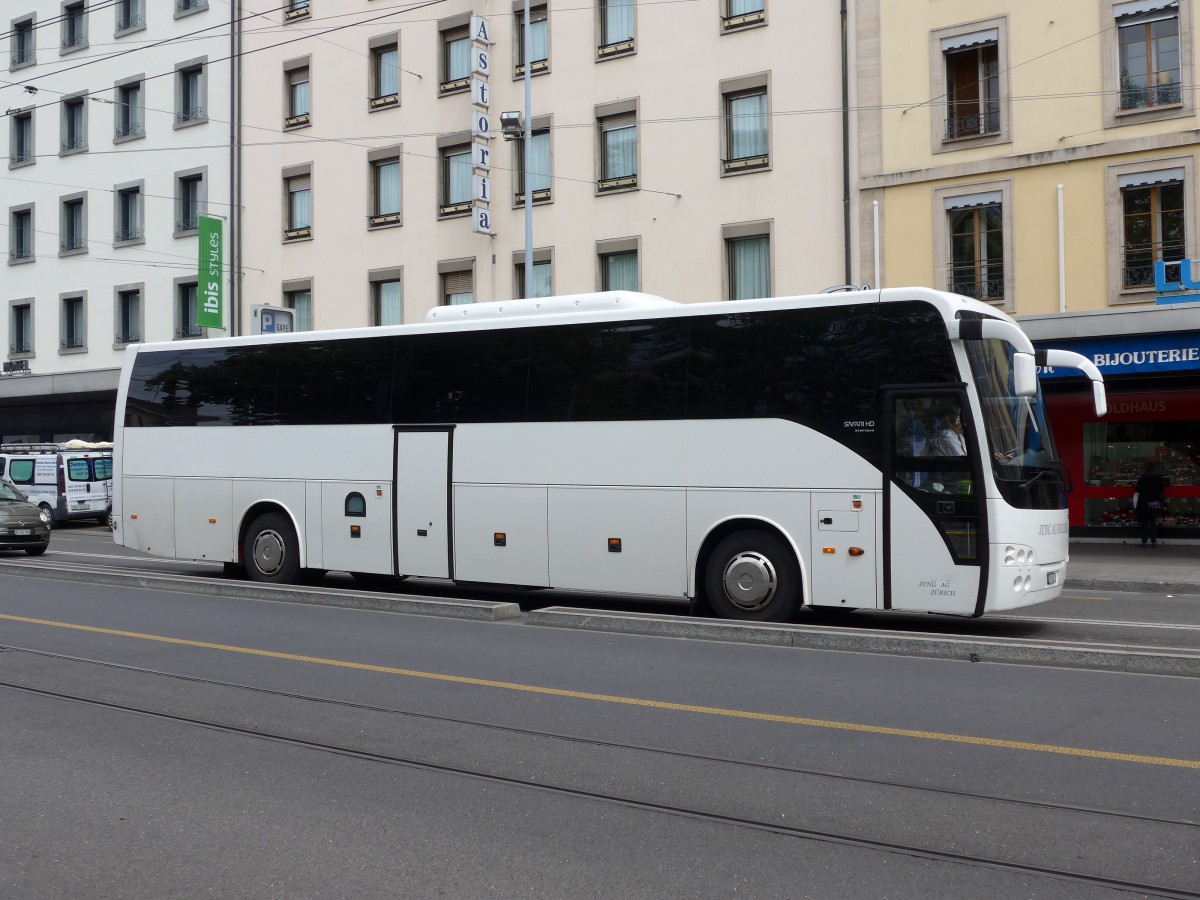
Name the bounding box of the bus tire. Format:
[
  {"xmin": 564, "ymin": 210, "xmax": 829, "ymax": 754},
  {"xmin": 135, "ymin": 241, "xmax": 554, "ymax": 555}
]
[
  {"xmin": 39, "ymin": 504, "xmax": 54, "ymax": 531},
  {"xmin": 243, "ymin": 512, "xmax": 300, "ymax": 585},
  {"xmin": 704, "ymin": 529, "xmax": 801, "ymax": 622}
]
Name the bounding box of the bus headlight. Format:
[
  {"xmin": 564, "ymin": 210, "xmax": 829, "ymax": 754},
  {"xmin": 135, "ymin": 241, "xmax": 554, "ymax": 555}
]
[{"xmin": 1003, "ymin": 546, "xmax": 1035, "ymax": 567}]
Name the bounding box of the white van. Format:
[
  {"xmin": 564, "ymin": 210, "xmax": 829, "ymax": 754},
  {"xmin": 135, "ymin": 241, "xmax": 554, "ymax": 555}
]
[{"xmin": 0, "ymin": 441, "xmax": 113, "ymax": 527}]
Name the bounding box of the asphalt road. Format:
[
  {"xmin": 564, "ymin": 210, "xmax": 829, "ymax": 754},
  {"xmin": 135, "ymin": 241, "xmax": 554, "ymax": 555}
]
[{"xmin": 1, "ymin": 524, "xmax": 1198, "ymax": 898}]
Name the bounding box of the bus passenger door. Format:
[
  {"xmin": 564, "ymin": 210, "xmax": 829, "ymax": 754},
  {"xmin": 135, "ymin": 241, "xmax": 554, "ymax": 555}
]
[
  {"xmin": 883, "ymin": 390, "xmax": 984, "ymax": 614},
  {"xmin": 394, "ymin": 427, "xmax": 453, "ymax": 579}
]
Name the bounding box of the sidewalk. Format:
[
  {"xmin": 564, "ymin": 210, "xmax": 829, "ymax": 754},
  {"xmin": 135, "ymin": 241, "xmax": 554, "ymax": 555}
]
[{"xmin": 1067, "ymin": 541, "xmax": 1200, "ymax": 594}]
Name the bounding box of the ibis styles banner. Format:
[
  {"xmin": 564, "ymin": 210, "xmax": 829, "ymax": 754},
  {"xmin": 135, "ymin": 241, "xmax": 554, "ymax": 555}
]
[{"xmin": 197, "ymin": 214, "xmax": 224, "ymax": 329}]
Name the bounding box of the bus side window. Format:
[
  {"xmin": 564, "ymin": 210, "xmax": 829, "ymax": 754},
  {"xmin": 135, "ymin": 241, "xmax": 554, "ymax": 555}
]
[{"xmin": 345, "ymin": 493, "xmax": 366, "ymax": 517}]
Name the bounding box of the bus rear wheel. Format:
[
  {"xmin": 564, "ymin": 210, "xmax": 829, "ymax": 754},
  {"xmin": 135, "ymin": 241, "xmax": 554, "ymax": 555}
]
[
  {"xmin": 243, "ymin": 512, "xmax": 300, "ymax": 585},
  {"xmin": 704, "ymin": 530, "xmax": 800, "ymax": 622}
]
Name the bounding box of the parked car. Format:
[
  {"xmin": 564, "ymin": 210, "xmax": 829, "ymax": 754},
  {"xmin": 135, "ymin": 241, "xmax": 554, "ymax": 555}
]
[{"xmin": 0, "ymin": 480, "xmax": 51, "ymax": 555}]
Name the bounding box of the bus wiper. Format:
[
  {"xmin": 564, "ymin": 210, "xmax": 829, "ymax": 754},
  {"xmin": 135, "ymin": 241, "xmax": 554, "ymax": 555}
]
[{"xmin": 1018, "ymin": 469, "xmax": 1055, "ymax": 491}]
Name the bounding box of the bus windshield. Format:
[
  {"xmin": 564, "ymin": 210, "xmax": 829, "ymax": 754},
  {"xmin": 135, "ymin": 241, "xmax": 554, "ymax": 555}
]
[{"xmin": 965, "ymin": 339, "xmax": 1064, "ymax": 510}]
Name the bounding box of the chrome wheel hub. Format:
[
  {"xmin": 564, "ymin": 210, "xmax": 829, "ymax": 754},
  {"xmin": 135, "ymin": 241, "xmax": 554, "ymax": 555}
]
[
  {"xmin": 252, "ymin": 529, "xmax": 286, "ymax": 576},
  {"xmin": 722, "ymin": 551, "xmax": 777, "ymax": 611}
]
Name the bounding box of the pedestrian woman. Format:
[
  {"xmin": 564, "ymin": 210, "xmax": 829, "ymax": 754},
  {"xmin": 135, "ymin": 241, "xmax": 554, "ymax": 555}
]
[{"xmin": 1134, "ymin": 461, "xmax": 1166, "ymax": 547}]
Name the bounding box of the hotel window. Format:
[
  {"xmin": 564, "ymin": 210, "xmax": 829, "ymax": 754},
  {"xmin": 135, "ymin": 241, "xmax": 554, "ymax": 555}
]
[
  {"xmin": 439, "ymin": 143, "xmax": 472, "ymax": 216},
  {"xmin": 514, "ymin": 249, "xmax": 553, "ymax": 299},
  {"xmin": 114, "ymin": 182, "xmax": 144, "ymax": 245},
  {"xmin": 11, "ymin": 17, "xmax": 35, "ymax": 70},
  {"xmin": 285, "ymin": 0, "xmax": 311, "ymax": 21},
  {"xmin": 283, "ymin": 167, "xmax": 312, "ymax": 240},
  {"xmin": 285, "ymin": 61, "xmax": 310, "ymax": 127},
  {"xmin": 60, "ymin": 293, "xmax": 86, "ymax": 352},
  {"xmin": 176, "ymin": 0, "xmax": 208, "ymax": 17},
  {"xmin": 175, "ymin": 59, "xmax": 207, "ymax": 126},
  {"xmin": 598, "ymin": 0, "xmax": 635, "ymax": 58},
  {"xmin": 722, "ymin": 76, "xmax": 769, "ymax": 174},
  {"xmin": 597, "ymin": 101, "xmax": 638, "ymax": 193},
  {"xmin": 60, "ymin": 193, "xmax": 87, "ymax": 255},
  {"xmin": 284, "ymin": 286, "xmax": 313, "ymax": 332},
  {"xmin": 115, "ymin": 78, "xmax": 144, "ymax": 140},
  {"xmin": 1117, "ymin": 1, "xmax": 1183, "ymax": 111},
  {"xmin": 176, "ymin": 280, "xmax": 202, "ymax": 338},
  {"xmin": 441, "ymin": 25, "xmax": 470, "ymax": 94},
  {"xmin": 370, "ymin": 151, "xmax": 402, "ymax": 227},
  {"xmin": 934, "ymin": 181, "xmax": 1015, "ymax": 311},
  {"xmin": 515, "ymin": 125, "xmax": 551, "ymax": 204},
  {"xmin": 515, "ymin": 5, "xmax": 549, "ymax": 76},
  {"xmin": 1120, "ymin": 169, "xmax": 1186, "ymax": 289},
  {"xmin": 115, "ymin": 284, "xmax": 142, "ymax": 344},
  {"xmin": 598, "ymin": 239, "xmax": 639, "ymax": 291},
  {"xmin": 175, "ymin": 169, "xmax": 205, "ymax": 234},
  {"xmin": 931, "ymin": 19, "xmax": 1010, "ymax": 150},
  {"xmin": 722, "ymin": 0, "xmax": 766, "ymax": 32},
  {"xmin": 10, "ymin": 109, "xmax": 34, "ymax": 167},
  {"xmin": 9, "ymin": 205, "xmax": 34, "ymax": 263},
  {"xmin": 10, "ymin": 301, "xmax": 33, "ymax": 356},
  {"xmin": 440, "ymin": 260, "xmax": 474, "ymax": 306},
  {"xmin": 724, "ymin": 225, "xmax": 771, "ymax": 301},
  {"xmin": 371, "ymin": 269, "xmax": 403, "ymax": 326},
  {"xmin": 61, "ymin": 2, "xmax": 88, "ymax": 53},
  {"xmin": 61, "ymin": 95, "xmax": 87, "ymax": 154},
  {"xmin": 370, "ymin": 36, "xmax": 399, "ymax": 109},
  {"xmin": 115, "ymin": 0, "xmax": 144, "ymax": 34}
]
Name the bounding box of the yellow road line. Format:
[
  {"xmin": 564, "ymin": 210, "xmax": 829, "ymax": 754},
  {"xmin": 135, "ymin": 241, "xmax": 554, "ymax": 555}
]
[{"xmin": 3, "ymin": 612, "xmax": 1197, "ymax": 771}]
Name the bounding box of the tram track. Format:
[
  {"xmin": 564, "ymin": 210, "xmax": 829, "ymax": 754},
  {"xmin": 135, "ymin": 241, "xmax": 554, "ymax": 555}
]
[{"xmin": 1, "ymin": 642, "xmax": 1198, "ymax": 897}]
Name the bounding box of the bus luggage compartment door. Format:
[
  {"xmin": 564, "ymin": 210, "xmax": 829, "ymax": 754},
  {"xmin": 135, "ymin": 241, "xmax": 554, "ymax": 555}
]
[
  {"xmin": 810, "ymin": 493, "xmax": 878, "ymax": 609},
  {"xmin": 394, "ymin": 428, "xmax": 452, "ymax": 579}
]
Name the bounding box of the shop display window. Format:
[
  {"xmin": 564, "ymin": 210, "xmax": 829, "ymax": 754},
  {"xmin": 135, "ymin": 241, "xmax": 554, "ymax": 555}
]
[{"xmin": 1081, "ymin": 419, "xmax": 1200, "ymax": 527}]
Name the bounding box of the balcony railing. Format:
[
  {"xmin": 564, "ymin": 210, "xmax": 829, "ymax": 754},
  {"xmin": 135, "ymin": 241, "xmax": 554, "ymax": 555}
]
[
  {"xmin": 176, "ymin": 106, "xmax": 204, "ymax": 123},
  {"xmin": 10, "ymin": 246, "xmax": 33, "ymax": 261},
  {"xmin": 116, "ymin": 13, "xmax": 144, "ymax": 31},
  {"xmin": 115, "ymin": 331, "xmax": 141, "ymax": 344},
  {"xmin": 61, "ymin": 136, "xmax": 86, "ymax": 151},
  {"xmin": 60, "ymin": 237, "xmax": 86, "ymax": 252},
  {"xmin": 945, "ymin": 108, "xmax": 1001, "ymax": 141},
  {"xmin": 11, "ymin": 49, "xmax": 34, "ymax": 67},
  {"xmin": 948, "ymin": 268, "xmax": 1005, "ymax": 303},
  {"xmin": 9, "ymin": 341, "xmax": 32, "ymax": 354},
  {"xmin": 176, "ymin": 0, "xmax": 204, "ymax": 11},
  {"xmin": 115, "ymin": 121, "xmax": 143, "ymax": 138},
  {"xmin": 1120, "ymin": 80, "xmax": 1182, "ymax": 111},
  {"xmin": 11, "ymin": 148, "xmax": 32, "ymax": 164},
  {"xmin": 60, "ymin": 336, "xmax": 85, "ymax": 350},
  {"xmin": 1123, "ymin": 243, "xmax": 1186, "ymax": 289},
  {"xmin": 176, "ymin": 325, "xmax": 204, "ymax": 338},
  {"xmin": 115, "ymin": 227, "xmax": 143, "ymax": 242},
  {"xmin": 61, "ymin": 32, "xmax": 87, "ymax": 50},
  {"xmin": 177, "ymin": 216, "xmax": 200, "ymax": 232}
]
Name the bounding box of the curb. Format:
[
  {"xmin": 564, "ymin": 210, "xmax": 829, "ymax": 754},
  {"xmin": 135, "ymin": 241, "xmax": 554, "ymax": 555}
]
[
  {"xmin": 0, "ymin": 561, "xmax": 522, "ymax": 622},
  {"xmin": 527, "ymin": 607, "xmax": 1200, "ymax": 679},
  {"xmin": 1067, "ymin": 578, "xmax": 1200, "ymax": 595}
]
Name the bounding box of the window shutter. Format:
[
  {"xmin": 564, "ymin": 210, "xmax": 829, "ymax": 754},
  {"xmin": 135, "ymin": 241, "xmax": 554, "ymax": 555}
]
[
  {"xmin": 288, "ymin": 173, "xmax": 311, "ymax": 192},
  {"xmin": 444, "ymin": 271, "xmax": 472, "ymax": 294},
  {"xmin": 1118, "ymin": 168, "xmax": 1185, "ymax": 189}
]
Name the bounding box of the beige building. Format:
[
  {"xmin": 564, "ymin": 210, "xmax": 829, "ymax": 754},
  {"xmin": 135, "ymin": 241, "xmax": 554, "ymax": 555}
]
[
  {"xmin": 236, "ymin": 0, "xmax": 859, "ymax": 331},
  {"xmin": 857, "ymin": 0, "xmax": 1199, "ymax": 314}
]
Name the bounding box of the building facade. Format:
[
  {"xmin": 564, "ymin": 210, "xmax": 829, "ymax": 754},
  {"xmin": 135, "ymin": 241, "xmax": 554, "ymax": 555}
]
[
  {"xmin": 2, "ymin": 0, "xmax": 233, "ymax": 441},
  {"xmin": 235, "ymin": 0, "xmax": 857, "ymax": 331},
  {"xmin": 859, "ymin": 0, "xmax": 1200, "ymax": 536}
]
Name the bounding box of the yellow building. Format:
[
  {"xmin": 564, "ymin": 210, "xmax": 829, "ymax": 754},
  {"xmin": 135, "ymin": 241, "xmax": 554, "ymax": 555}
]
[
  {"xmin": 857, "ymin": 0, "xmax": 1200, "ymax": 537},
  {"xmin": 858, "ymin": 0, "xmax": 1198, "ymax": 313}
]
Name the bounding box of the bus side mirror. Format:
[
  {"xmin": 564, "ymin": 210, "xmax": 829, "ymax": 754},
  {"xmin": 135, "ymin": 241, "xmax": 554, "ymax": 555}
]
[{"xmin": 1013, "ymin": 352, "xmax": 1037, "ymax": 397}]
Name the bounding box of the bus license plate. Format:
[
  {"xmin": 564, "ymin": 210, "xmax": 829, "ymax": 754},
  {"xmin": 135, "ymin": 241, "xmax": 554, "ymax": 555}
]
[
  {"xmin": 15, "ymin": 529, "xmax": 31, "ymax": 536},
  {"xmin": 1047, "ymin": 572, "xmax": 1058, "ymax": 586}
]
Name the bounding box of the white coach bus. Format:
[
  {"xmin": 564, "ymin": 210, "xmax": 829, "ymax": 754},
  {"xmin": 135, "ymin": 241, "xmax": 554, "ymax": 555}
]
[{"xmin": 111, "ymin": 288, "xmax": 1105, "ymax": 622}]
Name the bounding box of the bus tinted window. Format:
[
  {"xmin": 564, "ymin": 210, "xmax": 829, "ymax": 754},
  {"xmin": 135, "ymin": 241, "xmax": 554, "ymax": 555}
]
[
  {"xmin": 874, "ymin": 303, "xmax": 959, "ymax": 386},
  {"xmin": 125, "ymin": 346, "xmax": 277, "ymax": 426},
  {"xmin": 275, "ymin": 337, "xmax": 395, "ymax": 425},
  {"xmin": 396, "ymin": 329, "xmax": 530, "ymax": 424},
  {"xmin": 529, "ymin": 319, "xmax": 688, "ymax": 421}
]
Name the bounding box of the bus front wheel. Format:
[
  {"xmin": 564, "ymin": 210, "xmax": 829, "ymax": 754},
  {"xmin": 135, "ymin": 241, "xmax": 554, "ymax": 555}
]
[
  {"xmin": 704, "ymin": 530, "xmax": 801, "ymax": 622},
  {"xmin": 243, "ymin": 513, "xmax": 300, "ymax": 585}
]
